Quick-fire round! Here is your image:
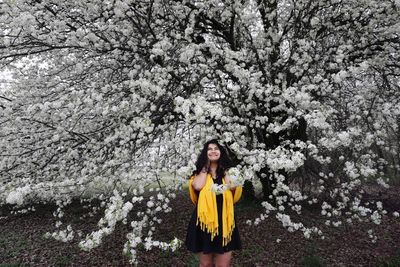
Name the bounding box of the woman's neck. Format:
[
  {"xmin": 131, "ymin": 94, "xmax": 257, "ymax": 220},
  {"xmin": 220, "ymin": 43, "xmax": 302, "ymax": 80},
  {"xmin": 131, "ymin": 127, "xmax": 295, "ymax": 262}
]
[
  {"xmin": 209, "ymin": 162, "xmax": 218, "ymax": 178},
  {"xmin": 209, "ymin": 162, "xmax": 218, "ymax": 171}
]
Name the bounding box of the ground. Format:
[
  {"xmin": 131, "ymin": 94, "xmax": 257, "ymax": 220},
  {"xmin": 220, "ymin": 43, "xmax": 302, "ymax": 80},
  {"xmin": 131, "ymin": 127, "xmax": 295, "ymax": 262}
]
[{"xmin": 0, "ymin": 187, "xmax": 399, "ymax": 266}]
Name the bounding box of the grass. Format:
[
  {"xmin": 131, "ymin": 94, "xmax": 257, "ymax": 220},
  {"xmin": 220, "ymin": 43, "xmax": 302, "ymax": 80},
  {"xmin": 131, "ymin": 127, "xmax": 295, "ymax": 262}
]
[
  {"xmin": 299, "ymin": 243, "xmax": 325, "ymax": 267},
  {"xmin": 0, "ymin": 188, "xmax": 399, "ymax": 266},
  {"xmin": 0, "ymin": 233, "xmax": 30, "ymax": 260},
  {"xmin": 187, "ymin": 254, "xmax": 199, "ymax": 267},
  {"xmin": 158, "ymin": 250, "xmax": 176, "ymax": 266},
  {"xmin": 54, "ymin": 255, "xmax": 73, "ymax": 267},
  {"xmin": 239, "ymin": 243, "xmax": 265, "ymax": 264},
  {"xmin": 377, "ymin": 252, "xmax": 400, "ymax": 267},
  {"xmin": 300, "ymin": 255, "xmax": 325, "ymax": 267}
]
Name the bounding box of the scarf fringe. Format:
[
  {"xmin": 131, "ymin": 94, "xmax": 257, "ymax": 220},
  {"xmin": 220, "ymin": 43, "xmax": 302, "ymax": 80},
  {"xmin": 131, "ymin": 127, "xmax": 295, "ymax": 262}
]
[
  {"xmin": 196, "ymin": 215, "xmax": 219, "ymax": 240},
  {"xmin": 222, "ymin": 220, "xmax": 235, "ymax": 246},
  {"xmin": 197, "ymin": 215, "xmax": 235, "ymax": 246}
]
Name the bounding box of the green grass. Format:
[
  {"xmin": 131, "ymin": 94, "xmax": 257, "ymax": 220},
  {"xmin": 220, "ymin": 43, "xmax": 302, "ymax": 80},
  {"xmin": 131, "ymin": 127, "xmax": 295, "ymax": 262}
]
[
  {"xmin": 0, "ymin": 233, "xmax": 30, "ymax": 258},
  {"xmin": 377, "ymin": 253, "xmax": 400, "ymax": 267},
  {"xmin": 300, "ymin": 243, "xmax": 325, "ymax": 267},
  {"xmin": 300, "ymin": 255, "xmax": 325, "ymax": 267},
  {"xmin": 186, "ymin": 254, "xmax": 199, "ymax": 267},
  {"xmin": 158, "ymin": 250, "xmax": 174, "ymax": 266},
  {"xmin": 239, "ymin": 243, "xmax": 265, "ymax": 264},
  {"xmin": 54, "ymin": 255, "xmax": 73, "ymax": 267}
]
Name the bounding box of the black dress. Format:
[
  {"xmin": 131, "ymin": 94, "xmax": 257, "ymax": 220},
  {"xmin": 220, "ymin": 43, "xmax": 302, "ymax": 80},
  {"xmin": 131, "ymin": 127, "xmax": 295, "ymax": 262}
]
[{"xmin": 185, "ymin": 175, "xmax": 242, "ymax": 254}]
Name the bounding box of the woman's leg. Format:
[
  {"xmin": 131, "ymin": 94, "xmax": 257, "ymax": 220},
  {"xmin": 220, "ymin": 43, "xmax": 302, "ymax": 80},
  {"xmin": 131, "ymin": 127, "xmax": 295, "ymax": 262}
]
[
  {"xmin": 197, "ymin": 252, "xmax": 213, "ymax": 267},
  {"xmin": 214, "ymin": 251, "xmax": 232, "ymax": 267}
]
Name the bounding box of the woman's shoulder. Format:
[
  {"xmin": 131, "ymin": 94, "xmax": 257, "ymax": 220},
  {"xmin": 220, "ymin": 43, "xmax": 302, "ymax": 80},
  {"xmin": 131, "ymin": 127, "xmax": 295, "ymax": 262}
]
[{"xmin": 189, "ymin": 170, "xmax": 197, "ymax": 179}]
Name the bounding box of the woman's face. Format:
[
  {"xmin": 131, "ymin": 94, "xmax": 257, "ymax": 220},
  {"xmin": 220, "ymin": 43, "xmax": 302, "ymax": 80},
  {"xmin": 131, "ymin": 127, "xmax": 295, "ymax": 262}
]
[{"xmin": 207, "ymin": 143, "xmax": 221, "ymax": 162}]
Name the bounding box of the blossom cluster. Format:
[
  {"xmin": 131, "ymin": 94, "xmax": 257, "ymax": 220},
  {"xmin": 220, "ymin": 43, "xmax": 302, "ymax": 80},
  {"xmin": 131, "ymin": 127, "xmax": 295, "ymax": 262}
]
[
  {"xmin": 79, "ymin": 190, "xmax": 134, "ymax": 251},
  {"xmin": 123, "ymin": 189, "xmax": 180, "ymax": 265},
  {"xmin": 5, "ymin": 185, "xmax": 32, "ymax": 206}
]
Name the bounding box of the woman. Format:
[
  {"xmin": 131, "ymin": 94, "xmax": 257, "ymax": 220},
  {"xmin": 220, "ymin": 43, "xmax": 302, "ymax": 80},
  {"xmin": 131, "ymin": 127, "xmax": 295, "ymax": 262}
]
[{"xmin": 185, "ymin": 139, "xmax": 243, "ymax": 267}]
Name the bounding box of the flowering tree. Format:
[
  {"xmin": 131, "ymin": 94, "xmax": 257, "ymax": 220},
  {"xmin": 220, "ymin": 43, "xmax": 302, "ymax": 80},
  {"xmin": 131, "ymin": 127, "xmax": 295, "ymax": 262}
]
[{"xmin": 1, "ymin": 0, "xmax": 400, "ymax": 264}]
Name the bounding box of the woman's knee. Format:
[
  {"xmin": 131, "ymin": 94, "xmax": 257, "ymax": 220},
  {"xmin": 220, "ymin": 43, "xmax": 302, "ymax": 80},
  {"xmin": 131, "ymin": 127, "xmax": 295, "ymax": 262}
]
[
  {"xmin": 215, "ymin": 262, "xmax": 230, "ymax": 267},
  {"xmin": 215, "ymin": 261, "xmax": 231, "ymax": 267},
  {"xmin": 215, "ymin": 251, "xmax": 232, "ymax": 267},
  {"xmin": 199, "ymin": 259, "xmax": 213, "ymax": 267},
  {"xmin": 198, "ymin": 253, "xmax": 213, "ymax": 267}
]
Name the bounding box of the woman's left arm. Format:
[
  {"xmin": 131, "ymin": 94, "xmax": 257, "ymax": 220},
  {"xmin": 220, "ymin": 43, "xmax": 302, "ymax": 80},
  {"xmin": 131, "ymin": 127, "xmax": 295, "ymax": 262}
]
[
  {"xmin": 224, "ymin": 170, "xmax": 243, "ymax": 204},
  {"xmin": 224, "ymin": 171, "xmax": 236, "ymax": 194}
]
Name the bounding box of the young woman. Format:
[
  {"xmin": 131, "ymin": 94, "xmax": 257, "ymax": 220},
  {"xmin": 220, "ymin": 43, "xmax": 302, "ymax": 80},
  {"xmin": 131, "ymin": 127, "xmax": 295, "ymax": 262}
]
[{"xmin": 185, "ymin": 139, "xmax": 242, "ymax": 267}]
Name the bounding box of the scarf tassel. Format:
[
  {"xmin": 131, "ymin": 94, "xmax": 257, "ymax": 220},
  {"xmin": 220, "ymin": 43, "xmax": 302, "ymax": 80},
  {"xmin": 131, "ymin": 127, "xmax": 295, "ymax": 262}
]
[
  {"xmin": 196, "ymin": 215, "xmax": 218, "ymax": 240},
  {"xmin": 197, "ymin": 216, "xmax": 235, "ymax": 245},
  {"xmin": 222, "ymin": 220, "xmax": 235, "ymax": 246}
]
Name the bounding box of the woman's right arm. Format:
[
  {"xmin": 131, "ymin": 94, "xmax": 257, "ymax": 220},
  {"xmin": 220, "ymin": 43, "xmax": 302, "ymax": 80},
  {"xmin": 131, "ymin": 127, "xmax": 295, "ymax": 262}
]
[{"xmin": 191, "ymin": 167, "xmax": 208, "ymax": 191}]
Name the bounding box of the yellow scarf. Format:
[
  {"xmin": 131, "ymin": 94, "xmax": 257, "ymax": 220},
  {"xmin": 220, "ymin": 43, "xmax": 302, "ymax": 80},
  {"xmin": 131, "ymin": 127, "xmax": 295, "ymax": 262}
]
[{"xmin": 189, "ymin": 174, "xmax": 242, "ymax": 246}]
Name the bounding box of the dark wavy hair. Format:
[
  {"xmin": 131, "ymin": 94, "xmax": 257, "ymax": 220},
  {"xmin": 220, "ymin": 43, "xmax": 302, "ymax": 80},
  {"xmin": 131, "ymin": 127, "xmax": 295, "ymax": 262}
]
[{"xmin": 192, "ymin": 139, "xmax": 233, "ymax": 179}]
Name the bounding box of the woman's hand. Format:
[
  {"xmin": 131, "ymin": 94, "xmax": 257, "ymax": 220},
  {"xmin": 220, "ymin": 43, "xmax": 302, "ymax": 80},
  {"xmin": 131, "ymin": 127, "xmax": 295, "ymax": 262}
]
[
  {"xmin": 193, "ymin": 161, "xmax": 210, "ymax": 191},
  {"xmin": 201, "ymin": 160, "xmax": 210, "ymax": 173},
  {"xmin": 224, "ymin": 171, "xmax": 236, "ymax": 189}
]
